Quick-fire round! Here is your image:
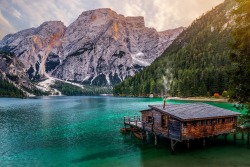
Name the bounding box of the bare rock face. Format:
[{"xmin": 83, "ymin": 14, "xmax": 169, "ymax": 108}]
[
  {"xmin": 0, "ymin": 8, "xmax": 184, "ymax": 86},
  {"xmin": 0, "ymin": 52, "xmax": 36, "ymax": 94},
  {"xmin": 0, "ymin": 21, "xmax": 66, "ymax": 79},
  {"xmin": 158, "ymin": 27, "xmax": 186, "ymax": 55}
]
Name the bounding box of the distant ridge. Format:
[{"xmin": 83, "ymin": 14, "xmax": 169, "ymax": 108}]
[{"xmin": 114, "ymin": 0, "xmax": 236, "ymax": 97}]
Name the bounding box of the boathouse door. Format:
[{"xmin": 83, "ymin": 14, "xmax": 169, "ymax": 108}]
[{"xmin": 169, "ymin": 118, "xmax": 181, "ymax": 140}]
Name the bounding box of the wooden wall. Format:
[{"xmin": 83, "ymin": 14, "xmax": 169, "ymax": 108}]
[
  {"xmin": 141, "ymin": 109, "xmax": 237, "ymax": 141},
  {"xmin": 169, "ymin": 118, "xmax": 181, "ymax": 140},
  {"xmin": 141, "ymin": 109, "xmax": 169, "ymax": 137},
  {"xmin": 182, "ymin": 117, "xmax": 237, "ymax": 140}
]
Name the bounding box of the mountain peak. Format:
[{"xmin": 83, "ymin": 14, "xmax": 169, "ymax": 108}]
[
  {"xmin": 0, "ymin": 8, "xmax": 184, "ymax": 86},
  {"xmin": 79, "ymin": 8, "xmax": 118, "ymax": 18},
  {"xmin": 39, "ymin": 21, "xmax": 65, "ymax": 27},
  {"xmin": 126, "ymin": 16, "xmax": 145, "ymax": 28}
]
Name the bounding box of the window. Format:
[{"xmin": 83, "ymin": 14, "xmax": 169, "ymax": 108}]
[
  {"xmin": 218, "ymin": 118, "xmax": 222, "ymax": 123},
  {"xmin": 161, "ymin": 115, "xmax": 167, "ymax": 127},
  {"xmin": 222, "ymin": 118, "xmax": 225, "ymax": 124},
  {"xmin": 206, "ymin": 120, "xmax": 212, "ymax": 125},
  {"xmin": 191, "ymin": 121, "xmax": 197, "ymax": 126},
  {"xmin": 147, "ymin": 116, "xmax": 153, "ymax": 123},
  {"xmin": 183, "ymin": 122, "xmax": 187, "ymax": 128},
  {"xmin": 216, "ymin": 119, "xmax": 219, "ymax": 124},
  {"xmin": 201, "ymin": 120, "xmax": 206, "ymax": 126}
]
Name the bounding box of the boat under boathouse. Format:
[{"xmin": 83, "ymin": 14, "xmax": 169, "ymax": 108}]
[{"xmin": 122, "ymin": 103, "xmax": 241, "ymax": 153}]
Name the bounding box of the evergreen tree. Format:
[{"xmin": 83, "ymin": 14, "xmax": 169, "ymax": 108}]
[
  {"xmin": 113, "ymin": 0, "xmax": 236, "ymax": 97},
  {"xmin": 229, "ymin": 0, "xmax": 250, "ymax": 132}
]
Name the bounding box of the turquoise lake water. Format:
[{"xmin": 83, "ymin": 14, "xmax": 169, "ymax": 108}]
[{"xmin": 0, "ymin": 96, "xmax": 249, "ymax": 167}]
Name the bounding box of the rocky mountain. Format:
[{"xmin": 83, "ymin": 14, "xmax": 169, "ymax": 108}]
[
  {"xmin": 114, "ymin": 0, "xmax": 236, "ymax": 97},
  {"xmin": 0, "ymin": 8, "xmax": 184, "ymax": 86},
  {"xmin": 0, "ymin": 21, "xmax": 66, "ymax": 80},
  {"xmin": 0, "ymin": 51, "xmax": 41, "ymax": 97}
]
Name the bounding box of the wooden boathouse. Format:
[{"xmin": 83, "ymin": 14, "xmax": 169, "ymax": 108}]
[{"xmin": 123, "ymin": 103, "xmax": 240, "ymax": 152}]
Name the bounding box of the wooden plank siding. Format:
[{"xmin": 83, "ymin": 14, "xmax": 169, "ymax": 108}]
[
  {"xmin": 182, "ymin": 117, "xmax": 237, "ymax": 140},
  {"xmin": 141, "ymin": 109, "xmax": 238, "ymax": 141},
  {"xmin": 141, "ymin": 109, "xmax": 169, "ymax": 138}
]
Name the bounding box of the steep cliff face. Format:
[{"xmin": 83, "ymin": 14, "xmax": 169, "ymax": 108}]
[
  {"xmin": 113, "ymin": 0, "xmax": 236, "ymax": 97},
  {"xmin": 52, "ymin": 9, "xmax": 184, "ymax": 86},
  {"xmin": 0, "ymin": 21, "xmax": 66, "ymax": 79},
  {"xmin": 0, "ymin": 8, "xmax": 184, "ymax": 86},
  {"xmin": 0, "ymin": 52, "xmax": 36, "ymax": 96}
]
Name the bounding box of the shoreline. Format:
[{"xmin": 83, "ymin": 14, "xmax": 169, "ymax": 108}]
[{"xmin": 168, "ymin": 97, "xmax": 229, "ymax": 102}]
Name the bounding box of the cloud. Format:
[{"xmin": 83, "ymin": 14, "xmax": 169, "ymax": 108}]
[
  {"xmin": 11, "ymin": 8, "xmax": 22, "ymax": 19},
  {"xmin": 0, "ymin": 9, "xmax": 16, "ymax": 38},
  {"xmin": 100, "ymin": 0, "xmax": 224, "ymax": 31},
  {"xmin": 0, "ymin": 0, "xmax": 224, "ymax": 39}
]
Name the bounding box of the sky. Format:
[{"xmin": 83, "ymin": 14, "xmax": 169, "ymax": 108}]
[{"xmin": 0, "ymin": 0, "xmax": 224, "ymax": 39}]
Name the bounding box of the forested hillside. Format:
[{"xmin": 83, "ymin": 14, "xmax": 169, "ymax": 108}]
[
  {"xmin": 0, "ymin": 77, "xmax": 25, "ymax": 98},
  {"xmin": 114, "ymin": 0, "xmax": 236, "ymax": 97},
  {"xmin": 51, "ymin": 81, "xmax": 112, "ymax": 96},
  {"xmin": 0, "ymin": 51, "xmax": 49, "ymax": 97}
]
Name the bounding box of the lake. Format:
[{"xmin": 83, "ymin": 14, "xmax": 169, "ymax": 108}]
[{"xmin": 0, "ymin": 96, "xmax": 249, "ymax": 167}]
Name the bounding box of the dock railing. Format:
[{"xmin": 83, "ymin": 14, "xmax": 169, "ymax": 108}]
[{"xmin": 124, "ymin": 116, "xmax": 144, "ymax": 129}]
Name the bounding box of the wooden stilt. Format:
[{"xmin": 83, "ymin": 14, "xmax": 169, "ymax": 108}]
[
  {"xmin": 171, "ymin": 140, "xmax": 178, "ymax": 154},
  {"xmin": 247, "ymin": 132, "xmax": 250, "ymax": 146},
  {"xmin": 145, "ymin": 131, "xmax": 148, "ymax": 142},
  {"xmin": 124, "ymin": 124, "xmax": 126, "ymax": 136},
  {"xmin": 171, "ymin": 140, "xmax": 174, "ymax": 154},
  {"xmin": 130, "ymin": 127, "xmax": 132, "ymax": 139},
  {"xmin": 154, "ymin": 134, "xmax": 157, "ymax": 147},
  {"xmin": 203, "ymin": 138, "xmax": 206, "ymax": 148},
  {"xmin": 234, "ymin": 133, "xmax": 236, "ymax": 145},
  {"xmin": 187, "ymin": 140, "xmax": 190, "ymax": 149}
]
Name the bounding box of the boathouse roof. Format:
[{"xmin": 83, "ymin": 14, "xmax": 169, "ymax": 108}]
[{"xmin": 146, "ymin": 103, "xmax": 240, "ymax": 121}]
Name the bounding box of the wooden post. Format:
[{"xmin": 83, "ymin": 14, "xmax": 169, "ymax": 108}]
[
  {"xmin": 154, "ymin": 134, "xmax": 157, "ymax": 147},
  {"xmin": 130, "ymin": 127, "xmax": 132, "ymax": 139},
  {"xmin": 234, "ymin": 133, "xmax": 236, "ymax": 145},
  {"xmin": 187, "ymin": 140, "xmax": 190, "ymax": 149},
  {"xmin": 247, "ymin": 132, "xmax": 250, "ymax": 146},
  {"xmin": 124, "ymin": 124, "xmax": 127, "ymax": 136},
  {"xmin": 203, "ymin": 138, "xmax": 206, "ymax": 148},
  {"xmin": 171, "ymin": 140, "xmax": 175, "ymax": 154}
]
